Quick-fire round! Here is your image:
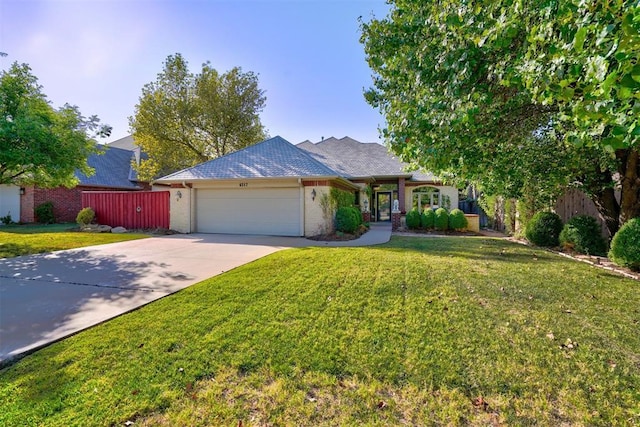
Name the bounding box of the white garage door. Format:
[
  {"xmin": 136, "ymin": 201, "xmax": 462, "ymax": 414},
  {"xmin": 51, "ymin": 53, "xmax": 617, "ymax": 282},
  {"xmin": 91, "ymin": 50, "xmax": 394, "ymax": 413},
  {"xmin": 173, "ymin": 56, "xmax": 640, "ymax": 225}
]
[
  {"xmin": 196, "ymin": 187, "xmax": 302, "ymax": 236},
  {"xmin": 0, "ymin": 185, "xmax": 20, "ymax": 223}
]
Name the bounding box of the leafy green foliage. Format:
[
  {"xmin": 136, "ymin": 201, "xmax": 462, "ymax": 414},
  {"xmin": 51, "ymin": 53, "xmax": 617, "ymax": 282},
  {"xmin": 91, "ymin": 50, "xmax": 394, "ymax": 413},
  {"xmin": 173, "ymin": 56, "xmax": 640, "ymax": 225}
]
[
  {"xmin": 335, "ymin": 207, "xmax": 361, "ymax": 234},
  {"xmin": 406, "ymin": 208, "xmax": 421, "ymax": 229},
  {"xmin": 361, "ymin": 1, "xmax": 640, "ymax": 236},
  {"xmin": 525, "ymin": 212, "xmax": 563, "ymax": 247},
  {"xmin": 0, "ymin": 214, "xmax": 14, "ymax": 225},
  {"xmin": 448, "ymin": 209, "xmax": 468, "ymax": 230},
  {"xmin": 434, "ymin": 207, "xmax": 449, "ymax": 231},
  {"xmin": 76, "ymin": 207, "xmax": 95, "ymax": 226},
  {"xmin": 34, "ymin": 202, "xmax": 55, "ymax": 224},
  {"xmin": 421, "ymin": 208, "xmax": 435, "ymax": 229},
  {"xmin": 559, "ymin": 215, "xmax": 607, "ymax": 256},
  {"xmin": 609, "ymin": 218, "xmax": 640, "ymax": 271},
  {"xmin": 0, "ymin": 63, "xmax": 109, "ymax": 186},
  {"xmin": 330, "ymin": 187, "xmax": 355, "ymax": 210},
  {"xmin": 130, "ymin": 54, "xmax": 267, "ymax": 180}
]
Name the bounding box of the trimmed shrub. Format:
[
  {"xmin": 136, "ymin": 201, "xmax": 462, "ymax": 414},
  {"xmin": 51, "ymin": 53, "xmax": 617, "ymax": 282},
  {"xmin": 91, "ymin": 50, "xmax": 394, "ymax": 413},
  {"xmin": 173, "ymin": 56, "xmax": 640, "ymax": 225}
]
[
  {"xmin": 609, "ymin": 218, "xmax": 640, "ymax": 271},
  {"xmin": 76, "ymin": 207, "xmax": 95, "ymax": 226},
  {"xmin": 559, "ymin": 215, "xmax": 607, "ymax": 256},
  {"xmin": 406, "ymin": 208, "xmax": 421, "ymax": 229},
  {"xmin": 525, "ymin": 211, "xmax": 563, "ymax": 247},
  {"xmin": 421, "ymin": 209, "xmax": 435, "ymax": 229},
  {"xmin": 434, "ymin": 207, "xmax": 449, "ymax": 231},
  {"xmin": 35, "ymin": 201, "xmax": 55, "ymax": 224},
  {"xmin": 449, "ymin": 208, "xmax": 468, "ymax": 230},
  {"xmin": 336, "ymin": 206, "xmax": 360, "ymax": 233}
]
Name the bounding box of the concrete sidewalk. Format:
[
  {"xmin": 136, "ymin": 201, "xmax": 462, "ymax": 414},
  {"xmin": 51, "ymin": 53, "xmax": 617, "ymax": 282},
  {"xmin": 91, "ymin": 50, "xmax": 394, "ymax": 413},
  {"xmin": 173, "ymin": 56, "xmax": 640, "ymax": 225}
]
[{"xmin": 0, "ymin": 224, "xmax": 391, "ymax": 362}]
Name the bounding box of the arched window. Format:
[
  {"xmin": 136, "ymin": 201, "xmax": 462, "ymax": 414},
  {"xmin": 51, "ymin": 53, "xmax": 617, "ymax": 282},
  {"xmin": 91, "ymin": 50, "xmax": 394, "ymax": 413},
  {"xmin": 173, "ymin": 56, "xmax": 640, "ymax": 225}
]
[{"xmin": 412, "ymin": 186, "xmax": 440, "ymax": 212}]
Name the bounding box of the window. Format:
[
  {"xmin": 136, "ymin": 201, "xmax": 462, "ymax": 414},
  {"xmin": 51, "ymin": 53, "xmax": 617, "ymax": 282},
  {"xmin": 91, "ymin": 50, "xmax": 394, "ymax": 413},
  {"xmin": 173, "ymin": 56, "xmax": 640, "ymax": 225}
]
[{"xmin": 412, "ymin": 187, "xmax": 440, "ymax": 212}]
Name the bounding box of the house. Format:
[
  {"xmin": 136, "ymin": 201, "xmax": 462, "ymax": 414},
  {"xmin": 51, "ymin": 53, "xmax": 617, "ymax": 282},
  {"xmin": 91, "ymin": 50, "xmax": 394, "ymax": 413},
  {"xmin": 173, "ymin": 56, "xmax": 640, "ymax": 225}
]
[
  {"xmin": 153, "ymin": 136, "xmax": 458, "ymax": 236},
  {"xmin": 19, "ymin": 139, "xmax": 147, "ymax": 223}
]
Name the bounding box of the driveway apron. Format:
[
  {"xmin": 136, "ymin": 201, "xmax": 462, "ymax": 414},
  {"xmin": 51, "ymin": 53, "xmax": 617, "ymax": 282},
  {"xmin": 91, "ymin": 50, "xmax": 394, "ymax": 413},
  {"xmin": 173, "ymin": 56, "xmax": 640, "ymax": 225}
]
[
  {"xmin": 0, "ymin": 224, "xmax": 392, "ymax": 362},
  {"xmin": 0, "ymin": 234, "xmax": 296, "ymax": 362}
]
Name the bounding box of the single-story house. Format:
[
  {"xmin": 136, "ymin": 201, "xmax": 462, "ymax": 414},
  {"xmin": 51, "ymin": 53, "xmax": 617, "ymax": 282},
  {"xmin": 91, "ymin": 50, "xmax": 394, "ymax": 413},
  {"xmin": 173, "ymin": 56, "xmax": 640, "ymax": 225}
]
[
  {"xmin": 153, "ymin": 136, "xmax": 458, "ymax": 237},
  {"xmin": 19, "ymin": 137, "xmax": 147, "ymax": 223}
]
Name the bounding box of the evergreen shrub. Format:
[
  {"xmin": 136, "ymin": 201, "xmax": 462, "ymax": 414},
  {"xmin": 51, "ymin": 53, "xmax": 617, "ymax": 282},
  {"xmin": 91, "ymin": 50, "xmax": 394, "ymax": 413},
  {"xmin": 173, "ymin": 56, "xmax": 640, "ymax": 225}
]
[
  {"xmin": 525, "ymin": 211, "xmax": 563, "ymax": 247},
  {"xmin": 609, "ymin": 218, "xmax": 640, "ymax": 271}
]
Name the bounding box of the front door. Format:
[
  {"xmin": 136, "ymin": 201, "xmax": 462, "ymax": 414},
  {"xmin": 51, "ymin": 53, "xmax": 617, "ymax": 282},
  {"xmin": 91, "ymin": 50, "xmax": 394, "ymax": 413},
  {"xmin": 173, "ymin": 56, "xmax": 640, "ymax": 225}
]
[{"xmin": 376, "ymin": 192, "xmax": 391, "ymax": 221}]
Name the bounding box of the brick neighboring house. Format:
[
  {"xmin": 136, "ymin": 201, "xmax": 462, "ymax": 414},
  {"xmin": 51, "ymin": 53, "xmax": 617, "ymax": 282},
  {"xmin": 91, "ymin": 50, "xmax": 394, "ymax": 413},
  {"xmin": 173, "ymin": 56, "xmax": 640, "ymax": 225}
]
[{"xmin": 20, "ymin": 136, "xmax": 147, "ymax": 223}]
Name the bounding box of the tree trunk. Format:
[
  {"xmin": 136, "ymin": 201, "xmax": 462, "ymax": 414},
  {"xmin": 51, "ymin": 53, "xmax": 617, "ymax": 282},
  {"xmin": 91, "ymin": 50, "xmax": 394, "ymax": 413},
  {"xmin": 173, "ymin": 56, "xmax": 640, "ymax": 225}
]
[
  {"xmin": 592, "ymin": 186, "xmax": 620, "ymax": 238},
  {"xmin": 617, "ymin": 148, "xmax": 640, "ymax": 225}
]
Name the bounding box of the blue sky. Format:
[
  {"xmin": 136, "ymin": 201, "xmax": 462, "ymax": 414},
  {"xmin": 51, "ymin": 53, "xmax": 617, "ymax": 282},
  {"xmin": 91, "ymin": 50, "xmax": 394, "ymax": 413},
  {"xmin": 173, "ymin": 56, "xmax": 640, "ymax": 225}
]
[{"xmin": 0, "ymin": 0, "xmax": 389, "ymax": 145}]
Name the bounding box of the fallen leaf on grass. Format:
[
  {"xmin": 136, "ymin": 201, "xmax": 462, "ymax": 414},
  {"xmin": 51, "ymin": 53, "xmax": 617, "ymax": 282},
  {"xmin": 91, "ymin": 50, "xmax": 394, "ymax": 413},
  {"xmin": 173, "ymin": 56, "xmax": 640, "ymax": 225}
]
[
  {"xmin": 472, "ymin": 396, "xmax": 490, "ymax": 412},
  {"xmin": 546, "ymin": 333, "xmax": 555, "ymax": 340},
  {"xmin": 377, "ymin": 401, "xmax": 387, "ymax": 409}
]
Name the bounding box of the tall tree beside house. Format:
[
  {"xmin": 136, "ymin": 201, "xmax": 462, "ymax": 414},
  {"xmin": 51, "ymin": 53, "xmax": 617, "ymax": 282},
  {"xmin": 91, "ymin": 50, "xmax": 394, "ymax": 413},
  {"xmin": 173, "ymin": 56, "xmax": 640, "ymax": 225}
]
[
  {"xmin": 0, "ymin": 62, "xmax": 111, "ymax": 187},
  {"xmin": 361, "ymin": 0, "xmax": 640, "ymax": 235},
  {"xmin": 129, "ymin": 53, "xmax": 268, "ymax": 181}
]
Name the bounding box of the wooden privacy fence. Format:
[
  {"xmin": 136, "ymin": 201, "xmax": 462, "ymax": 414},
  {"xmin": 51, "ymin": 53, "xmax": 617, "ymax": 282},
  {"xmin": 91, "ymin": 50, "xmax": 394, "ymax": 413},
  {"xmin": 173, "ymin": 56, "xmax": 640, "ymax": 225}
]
[
  {"xmin": 82, "ymin": 191, "xmax": 170, "ymax": 230},
  {"xmin": 554, "ymin": 188, "xmax": 609, "ymax": 238}
]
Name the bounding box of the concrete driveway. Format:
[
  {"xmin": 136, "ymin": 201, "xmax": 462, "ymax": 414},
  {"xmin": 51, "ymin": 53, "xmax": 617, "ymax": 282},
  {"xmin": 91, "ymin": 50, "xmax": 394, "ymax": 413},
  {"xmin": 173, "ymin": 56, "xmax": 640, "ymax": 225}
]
[{"xmin": 0, "ymin": 225, "xmax": 391, "ymax": 362}]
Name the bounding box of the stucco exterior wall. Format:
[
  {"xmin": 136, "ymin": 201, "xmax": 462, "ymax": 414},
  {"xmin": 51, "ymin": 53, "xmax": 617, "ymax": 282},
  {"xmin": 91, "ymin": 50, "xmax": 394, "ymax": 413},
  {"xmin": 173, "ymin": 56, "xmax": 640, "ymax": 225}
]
[
  {"xmin": 167, "ymin": 187, "xmax": 193, "ymax": 233},
  {"xmin": 304, "ymin": 185, "xmax": 332, "ymax": 236},
  {"xmin": 404, "ymin": 184, "xmax": 459, "ymax": 212}
]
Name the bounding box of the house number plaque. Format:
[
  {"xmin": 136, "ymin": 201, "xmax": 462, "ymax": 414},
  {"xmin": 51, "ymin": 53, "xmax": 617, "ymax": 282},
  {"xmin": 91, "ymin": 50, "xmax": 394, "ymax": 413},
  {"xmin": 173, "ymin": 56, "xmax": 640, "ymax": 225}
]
[{"xmin": 239, "ymin": 182, "xmax": 249, "ymax": 187}]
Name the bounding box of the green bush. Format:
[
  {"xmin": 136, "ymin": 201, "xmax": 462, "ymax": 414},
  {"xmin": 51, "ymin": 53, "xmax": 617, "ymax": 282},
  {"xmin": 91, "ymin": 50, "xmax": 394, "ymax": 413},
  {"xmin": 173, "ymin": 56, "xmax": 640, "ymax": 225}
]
[
  {"xmin": 35, "ymin": 201, "xmax": 55, "ymax": 224},
  {"xmin": 609, "ymin": 218, "xmax": 640, "ymax": 271},
  {"xmin": 406, "ymin": 208, "xmax": 421, "ymax": 229},
  {"xmin": 559, "ymin": 215, "xmax": 607, "ymax": 256},
  {"xmin": 434, "ymin": 207, "xmax": 449, "ymax": 231},
  {"xmin": 76, "ymin": 207, "xmax": 96, "ymax": 226},
  {"xmin": 449, "ymin": 208, "xmax": 468, "ymax": 230},
  {"xmin": 336, "ymin": 206, "xmax": 360, "ymax": 234},
  {"xmin": 421, "ymin": 208, "xmax": 435, "ymax": 229},
  {"xmin": 525, "ymin": 211, "xmax": 563, "ymax": 247}
]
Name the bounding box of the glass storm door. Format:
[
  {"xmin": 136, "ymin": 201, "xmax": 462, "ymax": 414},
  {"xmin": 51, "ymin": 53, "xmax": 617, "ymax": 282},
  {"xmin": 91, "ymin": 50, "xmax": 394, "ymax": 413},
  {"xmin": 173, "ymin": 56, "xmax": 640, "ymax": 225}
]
[{"xmin": 377, "ymin": 192, "xmax": 391, "ymax": 221}]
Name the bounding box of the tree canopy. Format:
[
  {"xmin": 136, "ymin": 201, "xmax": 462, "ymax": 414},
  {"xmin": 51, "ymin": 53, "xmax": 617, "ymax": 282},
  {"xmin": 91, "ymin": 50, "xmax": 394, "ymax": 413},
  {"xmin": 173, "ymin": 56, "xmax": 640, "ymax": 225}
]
[
  {"xmin": 0, "ymin": 62, "xmax": 110, "ymax": 187},
  {"xmin": 129, "ymin": 54, "xmax": 268, "ymax": 181},
  {"xmin": 361, "ymin": 0, "xmax": 640, "ymax": 234}
]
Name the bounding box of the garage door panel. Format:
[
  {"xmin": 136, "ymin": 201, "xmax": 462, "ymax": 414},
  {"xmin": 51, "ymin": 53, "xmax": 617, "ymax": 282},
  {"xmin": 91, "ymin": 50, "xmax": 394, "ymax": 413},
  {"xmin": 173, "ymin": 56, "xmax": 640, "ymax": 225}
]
[{"xmin": 196, "ymin": 188, "xmax": 301, "ymax": 236}]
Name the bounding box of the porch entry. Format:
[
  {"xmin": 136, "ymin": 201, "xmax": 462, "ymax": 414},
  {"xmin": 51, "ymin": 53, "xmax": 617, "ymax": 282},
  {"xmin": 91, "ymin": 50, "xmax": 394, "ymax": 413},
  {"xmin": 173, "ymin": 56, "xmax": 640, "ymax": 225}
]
[{"xmin": 376, "ymin": 191, "xmax": 392, "ymax": 221}]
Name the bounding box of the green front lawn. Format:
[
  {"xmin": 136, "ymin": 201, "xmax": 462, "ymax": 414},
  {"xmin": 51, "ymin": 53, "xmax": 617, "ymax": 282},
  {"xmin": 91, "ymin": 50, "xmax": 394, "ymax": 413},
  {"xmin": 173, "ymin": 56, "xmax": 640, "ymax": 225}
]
[
  {"xmin": 1, "ymin": 237, "xmax": 639, "ymax": 425},
  {"xmin": 0, "ymin": 223, "xmax": 149, "ymax": 258}
]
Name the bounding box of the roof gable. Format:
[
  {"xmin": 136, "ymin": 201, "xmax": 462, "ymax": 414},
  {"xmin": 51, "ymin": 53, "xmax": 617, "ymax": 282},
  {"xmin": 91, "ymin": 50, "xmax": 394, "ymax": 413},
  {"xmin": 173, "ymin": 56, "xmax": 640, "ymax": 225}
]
[
  {"xmin": 298, "ymin": 136, "xmax": 435, "ymax": 181},
  {"xmin": 76, "ymin": 146, "xmax": 142, "ymax": 189},
  {"xmin": 156, "ymin": 136, "xmax": 339, "ymax": 182}
]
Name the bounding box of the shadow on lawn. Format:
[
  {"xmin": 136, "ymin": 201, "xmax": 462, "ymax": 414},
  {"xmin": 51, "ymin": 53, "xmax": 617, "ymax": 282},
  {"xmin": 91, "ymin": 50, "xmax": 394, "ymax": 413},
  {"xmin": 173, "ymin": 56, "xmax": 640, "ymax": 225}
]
[{"xmin": 0, "ymin": 248, "xmax": 195, "ymax": 367}]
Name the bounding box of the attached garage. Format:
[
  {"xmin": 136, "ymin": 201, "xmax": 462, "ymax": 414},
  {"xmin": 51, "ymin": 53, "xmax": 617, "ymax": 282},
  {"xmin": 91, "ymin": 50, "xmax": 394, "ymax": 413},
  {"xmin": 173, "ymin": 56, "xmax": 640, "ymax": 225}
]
[
  {"xmin": 196, "ymin": 187, "xmax": 302, "ymax": 236},
  {"xmin": 0, "ymin": 185, "xmax": 20, "ymax": 222},
  {"xmin": 153, "ymin": 136, "xmax": 360, "ymax": 236}
]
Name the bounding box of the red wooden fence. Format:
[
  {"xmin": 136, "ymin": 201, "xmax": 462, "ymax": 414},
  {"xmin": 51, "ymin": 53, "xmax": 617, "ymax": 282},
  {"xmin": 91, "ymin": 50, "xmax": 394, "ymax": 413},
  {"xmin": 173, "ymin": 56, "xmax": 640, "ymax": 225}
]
[{"xmin": 82, "ymin": 191, "xmax": 170, "ymax": 230}]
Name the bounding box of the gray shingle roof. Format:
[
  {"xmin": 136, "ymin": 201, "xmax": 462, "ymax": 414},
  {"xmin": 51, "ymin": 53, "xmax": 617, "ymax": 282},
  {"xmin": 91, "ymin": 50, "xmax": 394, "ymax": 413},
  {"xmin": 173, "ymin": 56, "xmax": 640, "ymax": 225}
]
[
  {"xmin": 297, "ymin": 136, "xmax": 436, "ymax": 182},
  {"xmin": 155, "ymin": 136, "xmax": 340, "ymax": 182},
  {"xmin": 76, "ymin": 146, "xmax": 142, "ymax": 189},
  {"xmin": 107, "ymin": 135, "xmax": 137, "ymax": 151}
]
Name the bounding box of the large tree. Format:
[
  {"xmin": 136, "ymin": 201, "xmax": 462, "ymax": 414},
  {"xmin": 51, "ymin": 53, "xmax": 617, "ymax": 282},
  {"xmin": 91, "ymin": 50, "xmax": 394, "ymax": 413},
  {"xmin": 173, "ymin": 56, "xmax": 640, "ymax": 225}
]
[
  {"xmin": 130, "ymin": 54, "xmax": 268, "ymax": 180},
  {"xmin": 361, "ymin": 0, "xmax": 639, "ymax": 235},
  {"xmin": 0, "ymin": 62, "xmax": 110, "ymax": 187}
]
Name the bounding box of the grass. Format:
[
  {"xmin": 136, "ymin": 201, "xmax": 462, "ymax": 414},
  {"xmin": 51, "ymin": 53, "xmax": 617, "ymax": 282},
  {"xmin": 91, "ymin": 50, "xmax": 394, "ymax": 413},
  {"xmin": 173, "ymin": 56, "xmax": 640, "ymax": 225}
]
[
  {"xmin": 1, "ymin": 236, "xmax": 639, "ymax": 425},
  {"xmin": 0, "ymin": 223, "xmax": 149, "ymax": 258}
]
